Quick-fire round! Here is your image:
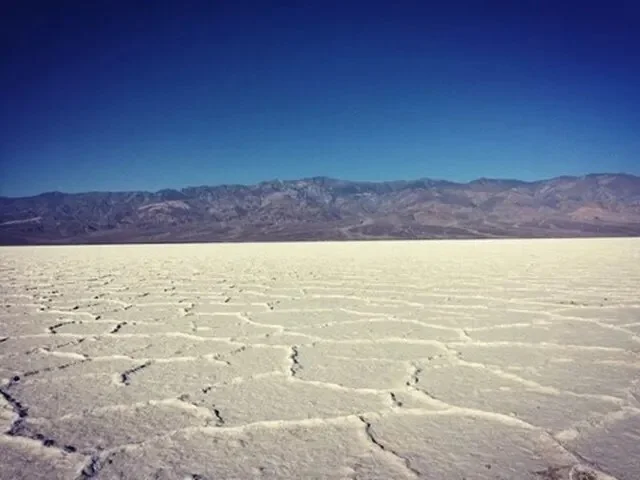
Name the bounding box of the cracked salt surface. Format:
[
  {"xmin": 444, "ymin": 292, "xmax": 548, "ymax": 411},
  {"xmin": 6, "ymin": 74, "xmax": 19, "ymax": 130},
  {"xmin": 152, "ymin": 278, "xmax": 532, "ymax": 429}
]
[{"xmin": 1, "ymin": 238, "xmax": 639, "ymax": 479}]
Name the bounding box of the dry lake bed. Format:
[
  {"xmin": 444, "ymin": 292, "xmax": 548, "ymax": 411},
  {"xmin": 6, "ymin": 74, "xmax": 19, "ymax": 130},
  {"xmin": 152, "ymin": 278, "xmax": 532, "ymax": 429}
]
[{"xmin": 1, "ymin": 238, "xmax": 639, "ymax": 480}]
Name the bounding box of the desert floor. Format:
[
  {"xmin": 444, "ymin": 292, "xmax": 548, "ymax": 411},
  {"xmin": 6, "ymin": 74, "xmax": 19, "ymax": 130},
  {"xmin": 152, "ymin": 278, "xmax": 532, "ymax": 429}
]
[{"xmin": 1, "ymin": 238, "xmax": 639, "ymax": 480}]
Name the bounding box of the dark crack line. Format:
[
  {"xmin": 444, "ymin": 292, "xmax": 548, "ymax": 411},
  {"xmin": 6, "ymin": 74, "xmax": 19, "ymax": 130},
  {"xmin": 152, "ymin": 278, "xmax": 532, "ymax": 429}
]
[
  {"xmin": 0, "ymin": 385, "xmax": 28, "ymax": 435},
  {"xmin": 38, "ymin": 337, "xmax": 88, "ymax": 353},
  {"xmin": 109, "ymin": 321, "xmax": 127, "ymax": 334},
  {"xmin": 389, "ymin": 392, "xmax": 403, "ymax": 407},
  {"xmin": 81, "ymin": 455, "xmax": 101, "ymax": 478},
  {"xmin": 212, "ymin": 407, "xmax": 225, "ymax": 426},
  {"xmin": 6, "ymin": 422, "xmax": 79, "ymax": 455},
  {"xmin": 21, "ymin": 359, "xmax": 89, "ymax": 379},
  {"xmin": 120, "ymin": 361, "xmax": 152, "ymax": 385},
  {"xmin": 405, "ymin": 363, "xmax": 422, "ymax": 387},
  {"xmin": 75, "ymin": 453, "xmax": 111, "ymax": 480},
  {"xmin": 177, "ymin": 393, "xmax": 223, "ymax": 426},
  {"xmin": 210, "ymin": 356, "xmax": 231, "ymax": 367},
  {"xmin": 289, "ymin": 346, "xmax": 301, "ymax": 376},
  {"xmin": 217, "ymin": 345, "xmax": 246, "ymax": 361},
  {"xmin": 188, "ymin": 317, "xmax": 199, "ymax": 332},
  {"xmin": 358, "ymin": 415, "xmax": 420, "ymax": 478},
  {"xmin": 48, "ymin": 321, "xmax": 75, "ymax": 334},
  {"xmin": 0, "ymin": 376, "xmax": 29, "ymax": 436}
]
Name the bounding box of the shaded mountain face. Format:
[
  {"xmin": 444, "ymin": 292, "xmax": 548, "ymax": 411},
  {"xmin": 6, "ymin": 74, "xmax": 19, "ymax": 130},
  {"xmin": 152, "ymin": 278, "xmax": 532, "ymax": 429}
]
[{"xmin": 1, "ymin": 174, "xmax": 640, "ymax": 245}]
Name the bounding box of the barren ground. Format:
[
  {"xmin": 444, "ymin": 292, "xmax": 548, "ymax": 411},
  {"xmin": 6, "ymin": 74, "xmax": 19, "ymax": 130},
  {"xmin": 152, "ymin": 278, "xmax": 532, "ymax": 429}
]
[{"xmin": 1, "ymin": 238, "xmax": 639, "ymax": 480}]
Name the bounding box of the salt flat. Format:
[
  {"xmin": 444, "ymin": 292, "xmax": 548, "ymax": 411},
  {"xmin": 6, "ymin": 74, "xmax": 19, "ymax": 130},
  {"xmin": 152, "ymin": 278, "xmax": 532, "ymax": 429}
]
[{"xmin": 1, "ymin": 238, "xmax": 639, "ymax": 480}]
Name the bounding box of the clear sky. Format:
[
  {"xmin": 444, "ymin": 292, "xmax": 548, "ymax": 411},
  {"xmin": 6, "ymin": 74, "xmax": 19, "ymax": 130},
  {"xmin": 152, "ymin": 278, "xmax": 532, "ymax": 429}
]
[{"xmin": 1, "ymin": 1, "xmax": 639, "ymax": 197}]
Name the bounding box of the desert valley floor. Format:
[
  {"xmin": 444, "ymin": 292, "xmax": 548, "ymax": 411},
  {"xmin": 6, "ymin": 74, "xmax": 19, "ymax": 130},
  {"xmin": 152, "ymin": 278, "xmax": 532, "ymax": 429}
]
[{"xmin": 0, "ymin": 238, "xmax": 639, "ymax": 480}]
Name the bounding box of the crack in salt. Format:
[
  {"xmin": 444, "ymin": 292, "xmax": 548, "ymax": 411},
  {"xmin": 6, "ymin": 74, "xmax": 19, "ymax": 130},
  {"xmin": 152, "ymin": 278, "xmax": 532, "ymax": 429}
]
[
  {"xmin": 21, "ymin": 359, "xmax": 89, "ymax": 379},
  {"xmin": 119, "ymin": 361, "xmax": 153, "ymax": 385},
  {"xmin": 289, "ymin": 346, "xmax": 301, "ymax": 376},
  {"xmin": 0, "ymin": 385, "xmax": 28, "ymax": 435},
  {"xmin": 212, "ymin": 407, "xmax": 225, "ymax": 426},
  {"xmin": 75, "ymin": 453, "xmax": 111, "ymax": 480},
  {"xmin": 0, "ymin": 382, "xmax": 80, "ymax": 454},
  {"xmin": 357, "ymin": 415, "xmax": 420, "ymax": 478},
  {"xmin": 389, "ymin": 392, "xmax": 403, "ymax": 407},
  {"xmin": 405, "ymin": 363, "xmax": 422, "ymax": 387},
  {"xmin": 109, "ymin": 322, "xmax": 127, "ymax": 334},
  {"xmin": 48, "ymin": 321, "xmax": 75, "ymax": 334}
]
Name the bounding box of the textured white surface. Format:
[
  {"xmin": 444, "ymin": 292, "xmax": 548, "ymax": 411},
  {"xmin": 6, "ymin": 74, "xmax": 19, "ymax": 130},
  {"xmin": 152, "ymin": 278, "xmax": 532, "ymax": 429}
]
[{"xmin": 1, "ymin": 238, "xmax": 639, "ymax": 479}]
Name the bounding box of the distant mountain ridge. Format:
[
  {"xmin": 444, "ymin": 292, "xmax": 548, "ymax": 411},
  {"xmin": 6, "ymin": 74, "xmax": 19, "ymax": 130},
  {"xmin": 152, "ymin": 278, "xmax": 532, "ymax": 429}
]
[{"xmin": 1, "ymin": 173, "xmax": 640, "ymax": 245}]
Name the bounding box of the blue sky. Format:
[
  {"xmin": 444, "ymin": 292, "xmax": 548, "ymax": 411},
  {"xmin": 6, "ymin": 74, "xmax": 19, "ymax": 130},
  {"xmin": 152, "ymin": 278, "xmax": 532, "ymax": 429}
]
[{"xmin": 1, "ymin": 1, "xmax": 639, "ymax": 197}]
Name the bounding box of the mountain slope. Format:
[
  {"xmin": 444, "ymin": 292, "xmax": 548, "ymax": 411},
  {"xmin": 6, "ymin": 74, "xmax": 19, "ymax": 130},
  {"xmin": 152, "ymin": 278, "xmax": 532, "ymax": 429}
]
[{"xmin": 1, "ymin": 174, "xmax": 640, "ymax": 245}]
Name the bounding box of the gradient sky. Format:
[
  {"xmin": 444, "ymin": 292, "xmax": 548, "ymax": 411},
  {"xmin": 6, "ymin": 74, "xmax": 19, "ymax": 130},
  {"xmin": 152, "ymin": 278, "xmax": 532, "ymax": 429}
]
[{"xmin": 1, "ymin": 1, "xmax": 639, "ymax": 197}]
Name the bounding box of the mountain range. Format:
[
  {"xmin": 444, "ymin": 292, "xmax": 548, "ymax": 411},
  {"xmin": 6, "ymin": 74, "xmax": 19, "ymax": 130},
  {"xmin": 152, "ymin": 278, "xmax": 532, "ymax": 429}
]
[{"xmin": 1, "ymin": 173, "xmax": 640, "ymax": 245}]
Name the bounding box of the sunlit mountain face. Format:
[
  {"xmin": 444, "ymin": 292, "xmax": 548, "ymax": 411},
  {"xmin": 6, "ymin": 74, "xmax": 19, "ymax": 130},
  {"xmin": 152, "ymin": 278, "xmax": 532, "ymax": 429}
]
[{"xmin": 1, "ymin": 174, "xmax": 639, "ymax": 245}]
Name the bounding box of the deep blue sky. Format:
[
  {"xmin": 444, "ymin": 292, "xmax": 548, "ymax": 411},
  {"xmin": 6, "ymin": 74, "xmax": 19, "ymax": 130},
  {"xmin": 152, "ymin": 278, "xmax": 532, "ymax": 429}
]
[{"xmin": 1, "ymin": 1, "xmax": 639, "ymax": 197}]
